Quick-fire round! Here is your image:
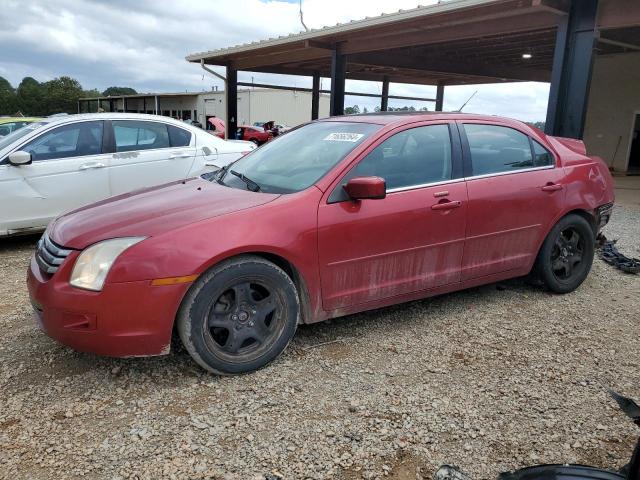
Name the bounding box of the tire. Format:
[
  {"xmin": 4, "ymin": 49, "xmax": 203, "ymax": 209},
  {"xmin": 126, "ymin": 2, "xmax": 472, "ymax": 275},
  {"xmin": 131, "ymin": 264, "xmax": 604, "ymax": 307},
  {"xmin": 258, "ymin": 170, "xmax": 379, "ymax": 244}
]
[
  {"xmin": 250, "ymin": 139, "xmax": 260, "ymax": 146},
  {"xmin": 534, "ymin": 214, "xmax": 595, "ymax": 294},
  {"xmin": 177, "ymin": 255, "xmax": 299, "ymax": 374}
]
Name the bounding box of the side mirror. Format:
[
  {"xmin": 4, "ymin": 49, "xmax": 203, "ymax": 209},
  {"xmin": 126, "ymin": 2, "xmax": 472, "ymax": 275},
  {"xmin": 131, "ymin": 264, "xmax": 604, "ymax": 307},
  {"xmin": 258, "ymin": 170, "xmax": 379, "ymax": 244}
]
[
  {"xmin": 344, "ymin": 176, "xmax": 386, "ymax": 200},
  {"xmin": 8, "ymin": 151, "xmax": 32, "ymax": 166}
]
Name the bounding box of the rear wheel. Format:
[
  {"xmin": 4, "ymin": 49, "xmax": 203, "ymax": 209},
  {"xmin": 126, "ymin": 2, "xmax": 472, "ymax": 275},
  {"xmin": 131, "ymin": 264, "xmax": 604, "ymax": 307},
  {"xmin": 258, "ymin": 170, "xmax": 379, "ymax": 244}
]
[
  {"xmin": 534, "ymin": 214, "xmax": 595, "ymax": 293},
  {"xmin": 177, "ymin": 256, "xmax": 299, "ymax": 374}
]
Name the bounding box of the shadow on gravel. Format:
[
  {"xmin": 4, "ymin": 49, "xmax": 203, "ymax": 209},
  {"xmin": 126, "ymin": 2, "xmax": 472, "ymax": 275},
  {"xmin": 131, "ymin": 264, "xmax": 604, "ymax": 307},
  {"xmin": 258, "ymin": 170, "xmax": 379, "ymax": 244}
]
[
  {"xmin": 0, "ymin": 233, "xmax": 40, "ymax": 252},
  {"xmin": 293, "ymin": 275, "xmax": 540, "ymax": 346}
]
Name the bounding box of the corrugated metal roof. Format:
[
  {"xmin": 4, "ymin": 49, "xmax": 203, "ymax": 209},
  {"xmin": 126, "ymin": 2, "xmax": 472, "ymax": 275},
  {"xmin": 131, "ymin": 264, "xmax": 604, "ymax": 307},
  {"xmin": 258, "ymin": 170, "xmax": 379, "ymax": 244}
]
[{"xmin": 185, "ymin": 0, "xmax": 501, "ymax": 62}]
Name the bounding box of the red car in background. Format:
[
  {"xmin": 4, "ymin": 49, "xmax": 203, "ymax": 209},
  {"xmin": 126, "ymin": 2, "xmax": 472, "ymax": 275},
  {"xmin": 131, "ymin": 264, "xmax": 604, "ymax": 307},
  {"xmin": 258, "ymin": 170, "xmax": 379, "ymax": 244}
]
[
  {"xmin": 237, "ymin": 125, "xmax": 273, "ymax": 145},
  {"xmin": 207, "ymin": 117, "xmax": 225, "ymax": 139},
  {"xmin": 28, "ymin": 113, "xmax": 614, "ymax": 375}
]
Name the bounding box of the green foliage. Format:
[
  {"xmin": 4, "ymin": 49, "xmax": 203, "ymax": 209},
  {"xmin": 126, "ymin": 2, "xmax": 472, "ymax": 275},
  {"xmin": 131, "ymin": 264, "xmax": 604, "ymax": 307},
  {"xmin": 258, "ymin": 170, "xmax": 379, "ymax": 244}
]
[
  {"xmin": 344, "ymin": 105, "xmax": 361, "ymax": 115},
  {"xmin": 16, "ymin": 77, "xmax": 45, "ymax": 116},
  {"xmin": 43, "ymin": 76, "xmax": 85, "ymax": 115},
  {"xmin": 102, "ymin": 86, "xmax": 137, "ymax": 96},
  {"xmin": 0, "ymin": 77, "xmax": 137, "ymax": 116},
  {"xmin": 0, "ymin": 76, "xmax": 16, "ymax": 114}
]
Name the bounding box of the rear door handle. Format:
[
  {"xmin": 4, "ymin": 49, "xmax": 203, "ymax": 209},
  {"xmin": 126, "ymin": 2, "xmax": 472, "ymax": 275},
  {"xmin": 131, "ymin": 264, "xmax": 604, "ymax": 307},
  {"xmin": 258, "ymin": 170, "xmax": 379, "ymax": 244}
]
[
  {"xmin": 541, "ymin": 183, "xmax": 563, "ymax": 192},
  {"xmin": 431, "ymin": 200, "xmax": 462, "ymax": 211},
  {"xmin": 79, "ymin": 162, "xmax": 105, "ymax": 170},
  {"xmin": 169, "ymin": 153, "xmax": 192, "ymax": 159}
]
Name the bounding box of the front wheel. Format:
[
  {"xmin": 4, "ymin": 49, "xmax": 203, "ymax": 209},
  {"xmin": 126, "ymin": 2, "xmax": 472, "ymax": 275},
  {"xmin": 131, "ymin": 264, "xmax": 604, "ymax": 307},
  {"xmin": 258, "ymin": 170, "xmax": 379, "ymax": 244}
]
[
  {"xmin": 177, "ymin": 256, "xmax": 299, "ymax": 374},
  {"xmin": 534, "ymin": 214, "xmax": 595, "ymax": 294}
]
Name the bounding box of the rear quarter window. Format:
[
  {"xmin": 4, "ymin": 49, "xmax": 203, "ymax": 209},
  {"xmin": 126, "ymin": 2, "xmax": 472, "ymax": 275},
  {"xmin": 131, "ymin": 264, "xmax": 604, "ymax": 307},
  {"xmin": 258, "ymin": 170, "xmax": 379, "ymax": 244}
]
[{"xmin": 168, "ymin": 125, "xmax": 192, "ymax": 147}]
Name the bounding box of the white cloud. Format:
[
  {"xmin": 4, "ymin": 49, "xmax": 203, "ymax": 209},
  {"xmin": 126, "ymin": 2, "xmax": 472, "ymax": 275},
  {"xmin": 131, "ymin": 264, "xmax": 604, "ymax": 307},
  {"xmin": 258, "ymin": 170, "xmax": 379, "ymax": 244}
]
[{"xmin": 0, "ymin": 0, "xmax": 549, "ymax": 121}]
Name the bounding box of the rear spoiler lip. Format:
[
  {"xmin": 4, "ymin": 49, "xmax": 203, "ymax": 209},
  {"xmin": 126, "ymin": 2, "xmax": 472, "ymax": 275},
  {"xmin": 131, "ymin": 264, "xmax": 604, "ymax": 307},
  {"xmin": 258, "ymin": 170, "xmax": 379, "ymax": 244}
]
[{"xmin": 548, "ymin": 135, "xmax": 587, "ymax": 156}]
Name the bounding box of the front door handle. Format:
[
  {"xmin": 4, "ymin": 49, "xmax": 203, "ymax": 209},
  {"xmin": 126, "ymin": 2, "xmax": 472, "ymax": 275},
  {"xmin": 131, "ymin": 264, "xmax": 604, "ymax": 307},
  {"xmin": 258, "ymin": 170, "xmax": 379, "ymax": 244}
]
[
  {"xmin": 79, "ymin": 162, "xmax": 105, "ymax": 170},
  {"xmin": 431, "ymin": 200, "xmax": 462, "ymax": 211},
  {"xmin": 541, "ymin": 183, "xmax": 563, "ymax": 192}
]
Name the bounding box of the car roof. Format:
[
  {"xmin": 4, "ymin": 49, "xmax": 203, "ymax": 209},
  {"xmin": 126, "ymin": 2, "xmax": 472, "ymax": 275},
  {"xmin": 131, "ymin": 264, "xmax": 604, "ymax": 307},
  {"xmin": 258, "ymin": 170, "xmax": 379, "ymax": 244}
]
[
  {"xmin": 0, "ymin": 117, "xmax": 42, "ymax": 124},
  {"xmin": 34, "ymin": 112, "xmax": 195, "ymax": 128},
  {"xmin": 318, "ymin": 112, "xmax": 532, "ymax": 130}
]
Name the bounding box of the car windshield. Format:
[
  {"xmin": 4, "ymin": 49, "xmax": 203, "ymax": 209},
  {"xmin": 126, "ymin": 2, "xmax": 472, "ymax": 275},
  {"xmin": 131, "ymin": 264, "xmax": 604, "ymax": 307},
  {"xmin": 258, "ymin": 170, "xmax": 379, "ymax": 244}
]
[
  {"xmin": 217, "ymin": 121, "xmax": 380, "ymax": 193},
  {"xmin": 0, "ymin": 122, "xmax": 47, "ymax": 151}
]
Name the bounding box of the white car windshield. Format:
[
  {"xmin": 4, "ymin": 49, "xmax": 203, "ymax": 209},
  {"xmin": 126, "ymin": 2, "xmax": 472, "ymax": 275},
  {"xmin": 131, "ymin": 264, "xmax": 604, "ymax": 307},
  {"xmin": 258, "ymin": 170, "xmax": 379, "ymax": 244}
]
[
  {"xmin": 0, "ymin": 122, "xmax": 48, "ymax": 152},
  {"xmin": 216, "ymin": 121, "xmax": 380, "ymax": 194}
]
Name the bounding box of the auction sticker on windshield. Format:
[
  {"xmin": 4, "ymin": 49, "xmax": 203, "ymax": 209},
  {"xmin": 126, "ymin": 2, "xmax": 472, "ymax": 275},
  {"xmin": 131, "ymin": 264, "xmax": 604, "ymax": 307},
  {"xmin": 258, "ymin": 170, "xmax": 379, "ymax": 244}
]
[{"xmin": 323, "ymin": 132, "xmax": 364, "ymax": 142}]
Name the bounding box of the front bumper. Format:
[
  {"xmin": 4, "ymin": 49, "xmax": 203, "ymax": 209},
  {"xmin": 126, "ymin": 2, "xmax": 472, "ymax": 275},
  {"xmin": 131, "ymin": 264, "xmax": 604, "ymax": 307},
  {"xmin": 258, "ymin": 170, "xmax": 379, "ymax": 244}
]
[{"xmin": 27, "ymin": 254, "xmax": 191, "ymax": 357}]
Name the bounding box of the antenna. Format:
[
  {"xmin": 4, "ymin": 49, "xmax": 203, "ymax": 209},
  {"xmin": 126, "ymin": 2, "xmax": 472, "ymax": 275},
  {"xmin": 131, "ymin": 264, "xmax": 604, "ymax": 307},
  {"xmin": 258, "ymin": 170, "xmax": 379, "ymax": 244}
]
[
  {"xmin": 456, "ymin": 90, "xmax": 478, "ymax": 112},
  {"xmin": 299, "ymin": 0, "xmax": 309, "ymax": 31}
]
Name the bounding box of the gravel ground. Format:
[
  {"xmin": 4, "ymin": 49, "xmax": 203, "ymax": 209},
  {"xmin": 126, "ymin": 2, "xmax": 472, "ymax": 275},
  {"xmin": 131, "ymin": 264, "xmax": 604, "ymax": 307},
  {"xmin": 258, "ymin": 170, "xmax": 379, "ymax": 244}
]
[{"xmin": 0, "ymin": 205, "xmax": 638, "ymax": 480}]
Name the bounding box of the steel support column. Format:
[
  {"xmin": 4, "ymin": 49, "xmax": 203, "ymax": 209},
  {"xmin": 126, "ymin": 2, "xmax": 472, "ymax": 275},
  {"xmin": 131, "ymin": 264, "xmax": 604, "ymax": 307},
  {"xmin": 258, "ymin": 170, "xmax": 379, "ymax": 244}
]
[
  {"xmin": 330, "ymin": 46, "xmax": 346, "ymax": 116},
  {"xmin": 381, "ymin": 76, "xmax": 390, "ymax": 111},
  {"xmin": 226, "ymin": 66, "xmax": 238, "ymax": 139},
  {"xmin": 311, "ymin": 71, "xmax": 320, "ymax": 120},
  {"xmin": 435, "ymin": 82, "xmax": 445, "ymax": 111},
  {"xmin": 545, "ymin": 0, "xmax": 598, "ymax": 139}
]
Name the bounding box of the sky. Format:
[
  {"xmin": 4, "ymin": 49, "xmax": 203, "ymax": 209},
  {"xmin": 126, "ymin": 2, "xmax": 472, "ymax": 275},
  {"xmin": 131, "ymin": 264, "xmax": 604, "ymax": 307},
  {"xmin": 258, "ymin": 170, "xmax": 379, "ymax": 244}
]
[{"xmin": 0, "ymin": 0, "xmax": 550, "ymax": 122}]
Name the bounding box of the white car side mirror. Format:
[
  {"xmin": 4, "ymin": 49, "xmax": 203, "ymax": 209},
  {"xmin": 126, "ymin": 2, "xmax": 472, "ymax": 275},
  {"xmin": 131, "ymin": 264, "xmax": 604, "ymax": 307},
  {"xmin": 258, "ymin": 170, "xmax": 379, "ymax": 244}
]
[{"xmin": 8, "ymin": 150, "xmax": 32, "ymax": 166}]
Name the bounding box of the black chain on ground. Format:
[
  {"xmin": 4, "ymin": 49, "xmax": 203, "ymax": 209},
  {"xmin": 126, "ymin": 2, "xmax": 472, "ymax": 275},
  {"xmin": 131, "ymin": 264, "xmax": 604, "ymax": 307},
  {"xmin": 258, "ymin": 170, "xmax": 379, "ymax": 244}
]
[{"xmin": 597, "ymin": 234, "xmax": 640, "ymax": 274}]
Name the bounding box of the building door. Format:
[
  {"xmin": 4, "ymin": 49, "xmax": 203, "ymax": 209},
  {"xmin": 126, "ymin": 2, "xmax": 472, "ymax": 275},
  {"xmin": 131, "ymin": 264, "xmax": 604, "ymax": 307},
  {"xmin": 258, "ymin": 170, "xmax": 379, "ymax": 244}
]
[{"xmin": 628, "ymin": 114, "xmax": 640, "ymax": 175}]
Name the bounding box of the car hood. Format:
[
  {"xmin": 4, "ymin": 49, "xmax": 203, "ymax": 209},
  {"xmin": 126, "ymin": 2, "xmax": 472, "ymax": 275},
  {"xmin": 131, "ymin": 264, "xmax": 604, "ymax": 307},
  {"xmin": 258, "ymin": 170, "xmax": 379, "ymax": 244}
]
[{"xmin": 50, "ymin": 178, "xmax": 280, "ymax": 249}]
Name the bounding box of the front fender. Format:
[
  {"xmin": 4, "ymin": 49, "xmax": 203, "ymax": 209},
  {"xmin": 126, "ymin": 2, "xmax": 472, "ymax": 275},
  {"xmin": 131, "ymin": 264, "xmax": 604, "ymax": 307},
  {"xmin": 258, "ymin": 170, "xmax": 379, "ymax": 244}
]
[{"xmin": 106, "ymin": 187, "xmax": 325, "ymax": 322}]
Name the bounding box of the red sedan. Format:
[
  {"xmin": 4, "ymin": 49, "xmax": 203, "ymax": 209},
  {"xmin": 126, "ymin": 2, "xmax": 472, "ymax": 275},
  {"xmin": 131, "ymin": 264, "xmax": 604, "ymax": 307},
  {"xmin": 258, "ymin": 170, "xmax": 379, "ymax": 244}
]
[
  {"xmin": 237, "ymin": 125, "xmax": 273, "ymax": 145},
  {"xmin": 27, "ymin": 113, "xmax": 614, "ymax": 374}
]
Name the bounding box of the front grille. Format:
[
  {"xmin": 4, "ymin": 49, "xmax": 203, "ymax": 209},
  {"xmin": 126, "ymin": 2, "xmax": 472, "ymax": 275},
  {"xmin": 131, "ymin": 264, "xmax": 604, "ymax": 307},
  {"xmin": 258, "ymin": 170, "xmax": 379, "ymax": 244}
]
[{"xmin": 36, "ymin": 234, "xmax": 73, "ymax": 275}]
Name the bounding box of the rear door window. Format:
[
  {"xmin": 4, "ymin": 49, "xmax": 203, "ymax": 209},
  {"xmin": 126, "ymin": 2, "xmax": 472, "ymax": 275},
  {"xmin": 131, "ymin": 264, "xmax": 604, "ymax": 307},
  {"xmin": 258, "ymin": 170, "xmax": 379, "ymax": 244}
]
[
  {"xmin": 20, "ymin": 121, "xmax": 104, "ymax": 161},
  {"xmin": 464, "ymin": 124, "xmax": 535, "ymax": 176},
  {"xmin": 112, "ymin": 120, "xmax": 170, "ymax": 152}
]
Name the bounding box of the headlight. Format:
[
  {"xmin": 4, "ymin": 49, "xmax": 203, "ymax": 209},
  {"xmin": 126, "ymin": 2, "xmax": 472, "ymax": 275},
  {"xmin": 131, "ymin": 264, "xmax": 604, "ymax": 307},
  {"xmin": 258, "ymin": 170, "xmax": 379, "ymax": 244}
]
[{"xmin": 70, "ymin": 237, "xmax": 146, "ymax": 291}]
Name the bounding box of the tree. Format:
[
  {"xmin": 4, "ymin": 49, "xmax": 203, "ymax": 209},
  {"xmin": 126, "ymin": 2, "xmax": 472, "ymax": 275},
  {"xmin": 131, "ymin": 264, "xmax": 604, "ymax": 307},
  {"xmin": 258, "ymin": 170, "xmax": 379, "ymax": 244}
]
[
  {"xmin": 102, "ymin": 86, "xmax": 137, "ymax": 96},
  {"xmin": 0, "ymin": 76, "xmax": 16, "ymax": 115},
  {"xmin": 43, "ymin": 76, "xmax": 85, "ymax": 115},
  {"xmin": 344, "ymin": 105, "xmax": 361, "ymax": 115},
  {"xmin": 16, "ymin": 77, "xmax": 46, "ymax": 116}
]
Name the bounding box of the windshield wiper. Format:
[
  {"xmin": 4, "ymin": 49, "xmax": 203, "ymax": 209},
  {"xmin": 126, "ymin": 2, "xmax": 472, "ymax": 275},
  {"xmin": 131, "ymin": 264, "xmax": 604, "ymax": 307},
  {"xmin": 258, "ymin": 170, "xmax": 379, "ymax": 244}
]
[
  {"xmin": 214, "ymin": 163, "xmax": 232, "ymax": 185},
  {"xmin": 230, "ymin": 170, "xmax": 261, "ymax": 192}
]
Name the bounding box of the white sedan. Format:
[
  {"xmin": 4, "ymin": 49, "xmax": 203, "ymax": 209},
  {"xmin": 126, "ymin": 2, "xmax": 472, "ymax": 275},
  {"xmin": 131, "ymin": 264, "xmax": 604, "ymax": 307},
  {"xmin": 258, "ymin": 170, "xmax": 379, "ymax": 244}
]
[{"xmin": 0, "ymin": 113, "xmax": 255, "ymax": 237}]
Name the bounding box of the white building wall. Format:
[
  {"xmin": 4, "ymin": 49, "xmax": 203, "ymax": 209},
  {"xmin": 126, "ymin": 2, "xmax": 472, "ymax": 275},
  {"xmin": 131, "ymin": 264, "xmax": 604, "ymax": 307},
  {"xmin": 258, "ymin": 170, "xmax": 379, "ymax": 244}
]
[
  {"xmin": 583, "ymin": 52, "xmax": 640, "ymax": 172},
  {"xmin": 104, "ymin": 89, "xmax": 331, "ymax": 129},
  {"xmin": 247, "ymin": 89, "xmax": 330, "ymax": 126},
  {"xmin": 198, "ymin": 89, "xmax": 330, "ymax": 127}
]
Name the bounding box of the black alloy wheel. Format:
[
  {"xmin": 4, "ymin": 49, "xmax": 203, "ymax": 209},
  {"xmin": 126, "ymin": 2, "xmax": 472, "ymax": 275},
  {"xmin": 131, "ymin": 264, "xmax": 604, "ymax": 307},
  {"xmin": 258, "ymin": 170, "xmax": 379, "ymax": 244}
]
[
  {"xmin": 178, "ymin": 256, "xmax": 299, "ymax": 374},
  {"xmin": 534, "ymin": 214, "xmax": 595, "ymax": 294},
  {"xmin": 550, "ymin": 227, "xmax": 585, "ymax": 281},
  {"xmin": 205, "ymin": 281, "xmax": 282, "ymax": 359}
]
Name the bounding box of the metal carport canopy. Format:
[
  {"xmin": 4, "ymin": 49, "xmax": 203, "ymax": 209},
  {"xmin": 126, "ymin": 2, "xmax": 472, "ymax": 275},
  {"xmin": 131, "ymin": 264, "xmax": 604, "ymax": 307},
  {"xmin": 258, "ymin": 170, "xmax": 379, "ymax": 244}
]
[{"xmin": 186, "ymin": 0, "xmax": 567, "ymax": 86}]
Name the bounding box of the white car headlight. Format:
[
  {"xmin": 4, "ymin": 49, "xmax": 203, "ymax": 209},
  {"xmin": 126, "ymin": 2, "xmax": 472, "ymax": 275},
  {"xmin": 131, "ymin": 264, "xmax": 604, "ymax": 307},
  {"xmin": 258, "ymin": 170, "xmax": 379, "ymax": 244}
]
[{"xmin": 70, "ymin": 237, "xmax": 146, "ymax": 291}]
